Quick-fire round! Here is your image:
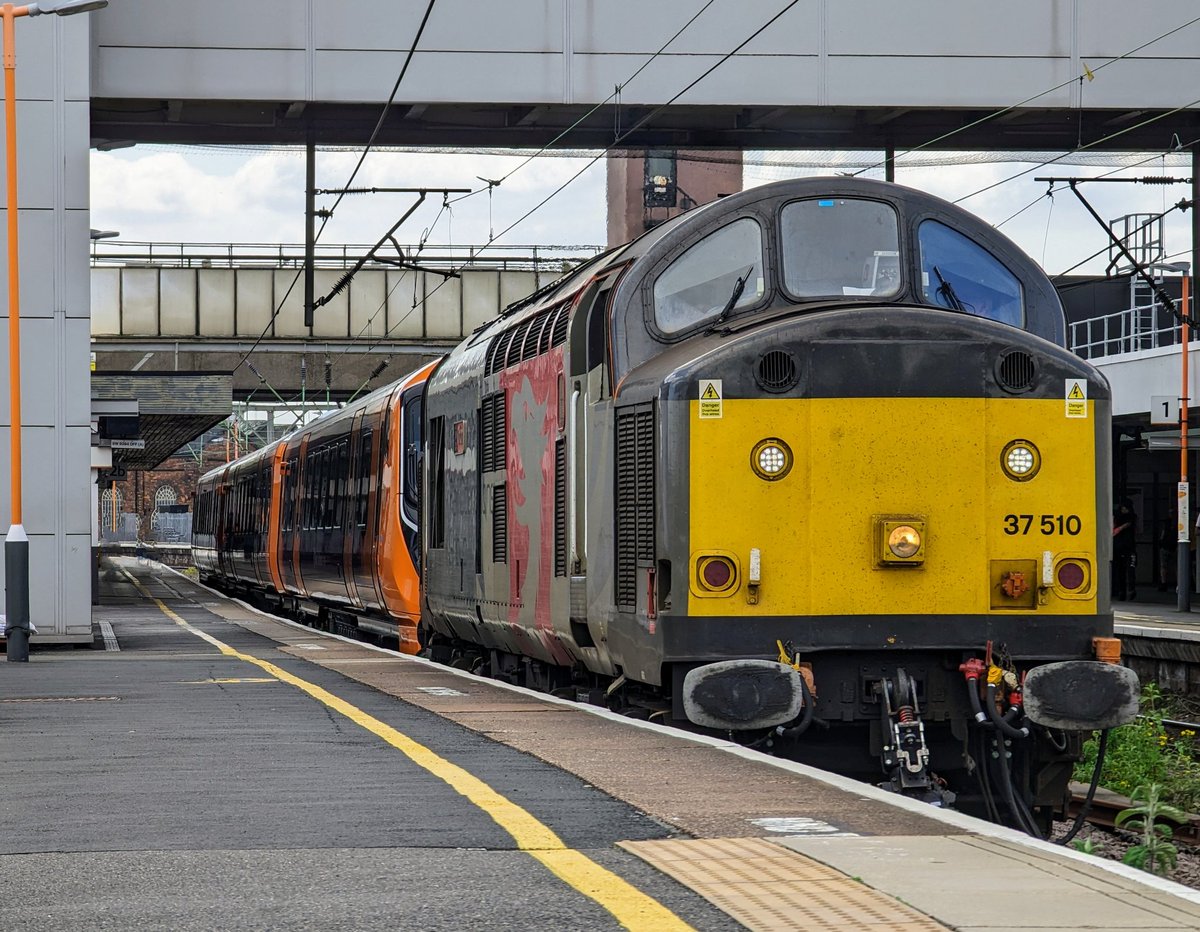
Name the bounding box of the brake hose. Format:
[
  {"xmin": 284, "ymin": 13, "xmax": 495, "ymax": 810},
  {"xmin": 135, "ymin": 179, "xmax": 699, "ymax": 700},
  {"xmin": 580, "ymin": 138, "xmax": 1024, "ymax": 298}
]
[{"xmin": 1056, "ymin": 730, "xmax": 1110, "ymax": 845}]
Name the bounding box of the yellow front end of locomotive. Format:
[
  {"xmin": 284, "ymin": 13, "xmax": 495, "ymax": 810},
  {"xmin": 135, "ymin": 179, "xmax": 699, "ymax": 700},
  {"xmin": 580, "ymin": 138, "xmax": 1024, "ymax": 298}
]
[{"xmin": 687, "ymin": 397, "xmax": 1098, "ymax": 616}]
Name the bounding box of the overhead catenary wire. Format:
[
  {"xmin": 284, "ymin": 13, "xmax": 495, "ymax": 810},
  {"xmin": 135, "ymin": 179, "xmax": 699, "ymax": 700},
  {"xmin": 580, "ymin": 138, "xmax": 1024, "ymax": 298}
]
[
  {"xmin": 231, "ymin": 0, "xmax": 439, "ymax": 377},
  {"xmin": 954, "ymin": 99, "xmax": 1200, "ymax": 206},
  {"xmin": 337, "ymin": 0, "xmax": 809, "ymax": 376},
  {"xmin": 238, "ymin": 0, "xmax": 713, "ymax": 383},
  {"xmin": 445, "ymin": 0, "xmax": 720, "ymax": 209},
  {"xmin": 853, "ymin": 13, "xmax": 1200, "ymax": 178}
]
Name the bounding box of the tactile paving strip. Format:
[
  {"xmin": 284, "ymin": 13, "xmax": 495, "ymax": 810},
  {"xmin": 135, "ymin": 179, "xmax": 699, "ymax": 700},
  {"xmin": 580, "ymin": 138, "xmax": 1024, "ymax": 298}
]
[{"xmin": 619, "ymin": 837, "xmax": 947, "ymax": 931}]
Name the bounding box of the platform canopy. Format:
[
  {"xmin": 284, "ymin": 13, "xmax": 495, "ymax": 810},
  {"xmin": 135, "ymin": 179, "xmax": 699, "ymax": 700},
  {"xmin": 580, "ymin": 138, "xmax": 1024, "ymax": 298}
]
[{"xmin": 91, "ymin": 372, "xmax": 233, "ymax": 471}]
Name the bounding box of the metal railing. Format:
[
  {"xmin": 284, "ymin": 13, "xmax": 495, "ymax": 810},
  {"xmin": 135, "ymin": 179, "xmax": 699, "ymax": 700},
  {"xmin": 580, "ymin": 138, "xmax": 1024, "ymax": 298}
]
[
  {"xmin": 90, "ymin": 240, "xmax": 605, "ymax": 272},
  {"xmin": 100, "ymin": 512, "xmax": 192, "ymax": 544},
  {"xmin": 1069, "ymin": 301, "xmax": 1191, "ymax": 360}
]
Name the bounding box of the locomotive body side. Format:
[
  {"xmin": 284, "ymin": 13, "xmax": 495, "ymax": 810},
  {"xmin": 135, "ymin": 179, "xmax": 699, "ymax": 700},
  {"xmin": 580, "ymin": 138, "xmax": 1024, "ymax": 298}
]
[{"xmin": 422, "ymin": 256, "xmax": 637, "ymax": 680}]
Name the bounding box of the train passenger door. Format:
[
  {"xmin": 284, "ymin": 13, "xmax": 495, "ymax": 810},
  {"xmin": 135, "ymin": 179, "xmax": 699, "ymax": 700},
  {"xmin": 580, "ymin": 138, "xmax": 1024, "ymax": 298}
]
[
  {"xmin": 347, "ymin": 411, "xmax": 371, "ymax": 609},
  {"xmin": 399, "ymin": 384, "xmax": 424, "ymax": 578},
  {"xmin": 343, "ymin": 410, "xmax": 364, "ymax": 606}
]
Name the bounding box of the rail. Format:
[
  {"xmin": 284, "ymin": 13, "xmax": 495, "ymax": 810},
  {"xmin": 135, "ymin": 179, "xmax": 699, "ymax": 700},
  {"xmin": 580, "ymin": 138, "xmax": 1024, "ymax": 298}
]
[
  {"xmin": 90, "ymin": 240, "xmax": 605, "ymax": 272},
  {"xmin": 1068, "ymin": 784, "xmax": 1200, "ymax": 845}
]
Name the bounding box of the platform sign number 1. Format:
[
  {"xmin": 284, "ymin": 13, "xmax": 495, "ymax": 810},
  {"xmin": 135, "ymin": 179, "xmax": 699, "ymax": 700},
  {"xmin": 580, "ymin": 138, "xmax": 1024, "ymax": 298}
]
[
  {"xmin": 1151, "ymin": 394, "xmax": 1180, "ymax": 426},
  {"xmin": 1065, "ymin": 379, "xmax": 1088, "ymax": 418}
]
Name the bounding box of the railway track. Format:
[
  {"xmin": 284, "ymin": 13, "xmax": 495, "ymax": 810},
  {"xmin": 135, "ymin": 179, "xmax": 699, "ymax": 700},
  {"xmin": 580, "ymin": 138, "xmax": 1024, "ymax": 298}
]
[{"xmin": 1069, "ymin": 783, "xmax": 1200, "ymax": 846}]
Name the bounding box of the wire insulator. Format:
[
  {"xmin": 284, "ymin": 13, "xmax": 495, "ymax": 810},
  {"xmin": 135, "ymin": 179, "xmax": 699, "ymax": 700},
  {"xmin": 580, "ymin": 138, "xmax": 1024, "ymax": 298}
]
[
  {"xmin": 370, "ymin": 360, "xmax": 389, "ymax": 381},
  {"xmin": 324, "ymin": 358, "xmax": 332, "ymax": 387},
  {"xmin": 324, "ymin": 270, "xmax": 355, "ymax": 303}
]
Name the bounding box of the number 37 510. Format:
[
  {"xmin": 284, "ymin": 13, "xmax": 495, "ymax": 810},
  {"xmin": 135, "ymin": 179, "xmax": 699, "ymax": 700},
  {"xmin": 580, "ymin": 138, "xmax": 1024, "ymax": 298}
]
[{"xmin": 1003, "ymin": 514, "xmax": 1082, "ymax": 536}]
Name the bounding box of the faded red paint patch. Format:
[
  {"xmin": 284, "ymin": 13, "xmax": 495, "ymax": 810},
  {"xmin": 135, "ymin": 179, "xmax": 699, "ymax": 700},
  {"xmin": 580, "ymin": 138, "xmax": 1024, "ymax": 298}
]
[{"xmin": 500, "ymin": 347, "xmax": 571, "ymax": 665}]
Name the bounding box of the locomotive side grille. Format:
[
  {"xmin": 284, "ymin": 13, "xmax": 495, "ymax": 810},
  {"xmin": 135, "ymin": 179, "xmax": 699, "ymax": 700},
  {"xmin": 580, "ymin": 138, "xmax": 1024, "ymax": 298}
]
[
  {"xmin": 554, "ymin": 438, "xmax": 567, "ymax": 576},
  {"xmin": 756, "ymin": 350, "xmax": 799, "ymax": 393},
  {"xmin": 615, "ymin": 404, "xmax": 655, "ymax": 611},
  {"xmin": 520, "ymin": 316, "xmax": 542, "ymax": 361},
  {"xmin": 481, "ymin": 391, "xmax": 507, "ymax": 472},
  {"xmin": 538, "ymin": 307, "xmax": 555, "ymax": 354},
  {"xmin": 550, "ymin": 305, "xmax": 569, "ymax": 347},
  {"xmin": 484, "ymin": 333, "xmax": 500, "ymax": 376},
  {"xmin": 492, "ymin": 483, "xmax": 507, "ymax": 563},
  {"xmin": 635, "ymin": 411, "xmax": 655, "ymax": 562},
  {"xmin": 997, "ymin": 349, "xmax": 1037, "ymax": 393}
]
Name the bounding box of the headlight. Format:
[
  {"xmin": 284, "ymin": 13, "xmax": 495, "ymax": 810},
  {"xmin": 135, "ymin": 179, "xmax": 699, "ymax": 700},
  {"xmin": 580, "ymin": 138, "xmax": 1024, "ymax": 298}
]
[
  {"xmin": 750, "ymin": 438, "xmax": 793, "ymax": 481},
  {"xmin": 1001, "ymin": 439, "xmax": 1041, "ymax": 481},
  {"xmin": 875, "ymin": 516, "xmax": 926, "ymax": 566},
  {"xmin": 888, "ymin": 525, "xmax": 922, "ymax": 558}
]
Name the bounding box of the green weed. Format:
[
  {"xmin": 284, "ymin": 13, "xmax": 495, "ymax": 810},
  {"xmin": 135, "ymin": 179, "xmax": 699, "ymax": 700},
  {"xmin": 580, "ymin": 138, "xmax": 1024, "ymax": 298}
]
[
  {"xmin": 1074, "ymin": 684, "xmax": 1200, "ymax": 814},
  {"xmin": 1116, "ymin": 783, "xmax": 1189, "ymax": 876}
]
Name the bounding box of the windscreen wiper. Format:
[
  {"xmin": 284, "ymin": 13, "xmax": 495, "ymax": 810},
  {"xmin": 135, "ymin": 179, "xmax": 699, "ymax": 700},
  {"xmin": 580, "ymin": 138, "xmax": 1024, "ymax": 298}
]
[
  {"xmin": 705, "ymin": 272, "xmax": 749, "ymax": 333},
  {"xmin": 932, "ymin": 265, "xmax": 966, "ymax": 312}
]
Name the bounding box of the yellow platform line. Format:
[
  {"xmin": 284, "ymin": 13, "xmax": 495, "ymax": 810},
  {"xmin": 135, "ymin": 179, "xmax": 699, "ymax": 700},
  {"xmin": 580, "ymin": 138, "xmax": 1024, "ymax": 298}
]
[{"xmin": 124, "ymin": 569, "xmax": 692, "ymax": 932}]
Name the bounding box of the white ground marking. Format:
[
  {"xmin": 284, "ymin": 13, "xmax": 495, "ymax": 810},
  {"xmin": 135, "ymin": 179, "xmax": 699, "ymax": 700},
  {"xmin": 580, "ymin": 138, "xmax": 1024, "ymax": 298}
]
[
  {"xmin": 99, "ymin": 619, "xmax": 120, "ymax": 651},
  {"xmin": 416, "ymin": 686, "xmax": 467, "ymax": 697},
  {"xmin": 750, "ymin": 817, "xmax": 860, "ymax": 837}
]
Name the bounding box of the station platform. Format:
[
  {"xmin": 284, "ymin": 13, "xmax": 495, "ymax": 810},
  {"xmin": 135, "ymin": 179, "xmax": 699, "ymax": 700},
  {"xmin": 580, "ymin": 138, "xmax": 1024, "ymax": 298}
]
[{"xmin": 2, "ymin": 557, "xmax": 1199, "ymax": 931}]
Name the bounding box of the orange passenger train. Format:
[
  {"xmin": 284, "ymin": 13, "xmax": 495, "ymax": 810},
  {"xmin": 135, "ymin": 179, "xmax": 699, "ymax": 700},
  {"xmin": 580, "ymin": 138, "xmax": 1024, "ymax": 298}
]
[{"xmin": 193, "ymin": 361, "xmax": 436, "ymax": 652}]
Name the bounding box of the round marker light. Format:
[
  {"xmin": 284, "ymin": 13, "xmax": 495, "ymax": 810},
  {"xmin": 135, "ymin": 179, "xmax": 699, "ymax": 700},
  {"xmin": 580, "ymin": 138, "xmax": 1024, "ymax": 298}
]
[
  {"xmin": 698, "ymin": 556, "xmax": 736, "ymax": 592},
  {"xmin": 1000, "ymin": 439, "xmax": 1041, "ymax": 481},
  {"xmin": 1057, "ymin": 560, "xmax": 1086, "ymax": 591},
  {"xmin": 887, "ymin": 525, "xmax": 922, "ymax": 559},
  {"xmin": 750, "ymin": 438, "xmax": 793, "ymax": 481}
]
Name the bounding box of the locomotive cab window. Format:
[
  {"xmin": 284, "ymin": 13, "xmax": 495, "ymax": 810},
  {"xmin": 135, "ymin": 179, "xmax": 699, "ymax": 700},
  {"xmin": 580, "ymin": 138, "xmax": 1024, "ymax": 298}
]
[
  {"xmin": 918, "ymin": 219, "xmax": 1024, "ymax": 327},
  {"xmin": 780, "ymin": 198, "xmax": 901, "ymax": 299},
  {"xmin": 652, "ymin": 218, "xmax": 764, "ymax": 335}
]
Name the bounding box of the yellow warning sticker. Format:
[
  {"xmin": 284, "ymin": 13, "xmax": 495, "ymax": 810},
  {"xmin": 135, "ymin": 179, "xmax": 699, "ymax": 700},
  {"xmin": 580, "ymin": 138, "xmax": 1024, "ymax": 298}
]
[
  {"xmin": 699, "ymin": 379, "xmax": 723, "ymax": 419},
  {"xmin": 1065, "ymin": 379, "xmax": 1088, "ymax": 418}
]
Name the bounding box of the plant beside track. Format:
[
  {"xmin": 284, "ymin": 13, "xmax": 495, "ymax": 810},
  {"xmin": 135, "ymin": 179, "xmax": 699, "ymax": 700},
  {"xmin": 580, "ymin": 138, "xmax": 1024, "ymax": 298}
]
[{"xmin": 1074, "ymin": 684, "xmax": 1200, "ymax": 814}]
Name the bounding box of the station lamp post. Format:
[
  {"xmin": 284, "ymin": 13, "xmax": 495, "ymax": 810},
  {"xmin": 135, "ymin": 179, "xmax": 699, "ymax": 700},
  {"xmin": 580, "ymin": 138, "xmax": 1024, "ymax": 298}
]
[
  {"xmin": 1153, "ymin": 260, "xmax": 1197, "ymax": 612},
  {"xmin": 4, "ymin": 0, "xmax": 108, "ymax": 662}
]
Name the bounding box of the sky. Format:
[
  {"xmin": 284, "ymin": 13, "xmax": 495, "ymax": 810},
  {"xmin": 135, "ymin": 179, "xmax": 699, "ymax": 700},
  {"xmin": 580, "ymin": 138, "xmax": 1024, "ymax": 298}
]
[{"xmin": 90, "ymin": 143, "xmax": 1196, "ymax": 281}]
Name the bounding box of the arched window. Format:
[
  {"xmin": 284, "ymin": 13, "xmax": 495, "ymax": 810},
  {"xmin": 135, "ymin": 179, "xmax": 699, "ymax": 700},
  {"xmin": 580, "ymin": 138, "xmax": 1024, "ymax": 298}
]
[
  {"xmin": 151, "ymin": 485, "xmax": 178, "ymax": 529},
  {"xmin": 101, "ymin": 487, "xmax": 123, "ymax": 537}
]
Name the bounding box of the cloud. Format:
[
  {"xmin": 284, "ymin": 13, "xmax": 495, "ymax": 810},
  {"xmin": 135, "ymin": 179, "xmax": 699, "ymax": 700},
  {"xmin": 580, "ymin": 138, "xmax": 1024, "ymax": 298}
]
[{"xmin": 93, "ymin": 145, "xmax": 1191, "ymax": 279}]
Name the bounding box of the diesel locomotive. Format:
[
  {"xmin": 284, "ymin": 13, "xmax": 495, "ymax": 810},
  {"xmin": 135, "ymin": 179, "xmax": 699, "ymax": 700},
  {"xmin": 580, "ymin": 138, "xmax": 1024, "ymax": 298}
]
[
  {"xmin": 419, "ymin": 177, "xmax": 1136, "ymax": 825},
  {"xmin": 196, "ymin": 177, "xmax": 1137, "ymax": 829}
]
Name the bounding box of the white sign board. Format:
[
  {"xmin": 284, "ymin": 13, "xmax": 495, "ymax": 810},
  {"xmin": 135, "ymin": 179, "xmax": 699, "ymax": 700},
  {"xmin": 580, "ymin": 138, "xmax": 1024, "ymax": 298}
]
[
  {"xmin": 1151, "ymin": 394, "xmax": 1180, "ymax": 426},
  {"xmin": 109, "ymin": 438, "xmax": 145, "ymax": 450}
]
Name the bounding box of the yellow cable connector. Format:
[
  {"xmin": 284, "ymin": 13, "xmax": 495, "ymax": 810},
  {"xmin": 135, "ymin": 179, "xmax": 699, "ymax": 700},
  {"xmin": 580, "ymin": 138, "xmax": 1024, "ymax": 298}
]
[
  {"xmin": 776, "ymin": 639, "xmax": 800, "ymax": 671},
  {"xmin": 987, "ymin": 665, "xmax": 1005, "ymax": 686}
]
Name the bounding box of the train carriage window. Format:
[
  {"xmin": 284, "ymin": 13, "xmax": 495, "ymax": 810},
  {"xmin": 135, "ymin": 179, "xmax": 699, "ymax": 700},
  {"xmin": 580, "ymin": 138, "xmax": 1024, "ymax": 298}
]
[
  {"xmin": 918, "ymin": 220, "xmax": 1024, "ymax": 327},
  {"xmin": 401, "ymin": 387, "xmax": 423, "ymax": 527},
  {"xmin": 653, "ymin": 218, "xmax": 764, "ymax": 335},
  {"xmin": 358, "ymin": 429, "xmax": 373, "ymax": 528},
  {"xmin": 429, "ymin": 416, "xmax": 446, "ymax": 549},
  {"xmin": 780, "ymin": 198, "xmax": 901, "ymax": 299}
]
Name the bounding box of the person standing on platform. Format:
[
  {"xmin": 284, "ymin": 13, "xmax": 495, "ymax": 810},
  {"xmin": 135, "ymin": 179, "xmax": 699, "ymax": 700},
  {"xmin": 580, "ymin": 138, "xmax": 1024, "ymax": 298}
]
[
  {"xmin": 1112, "ymin": 499, "xmax": 1137, "ymax": 601},
  {"xmin": 1159, "ymin": 520, "xmax": 1175, "ymax": 591}
]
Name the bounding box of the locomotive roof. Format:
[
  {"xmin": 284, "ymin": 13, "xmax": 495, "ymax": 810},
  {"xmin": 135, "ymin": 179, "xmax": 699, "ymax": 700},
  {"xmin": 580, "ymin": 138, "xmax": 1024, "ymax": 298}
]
[{"xmin": 435, "ymin": 175, "xmax": 1067, "ymax": 398}]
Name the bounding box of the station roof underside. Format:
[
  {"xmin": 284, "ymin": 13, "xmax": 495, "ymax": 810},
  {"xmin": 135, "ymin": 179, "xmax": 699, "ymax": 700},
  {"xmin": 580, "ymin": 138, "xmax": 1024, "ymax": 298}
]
[
  {"xmin": 89, "ymin": 101, "xmax": 1200, "ymax": 152},
  {"xmin": 92, "ymin": 372, "xmax": 233, "ymax": 472}
]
